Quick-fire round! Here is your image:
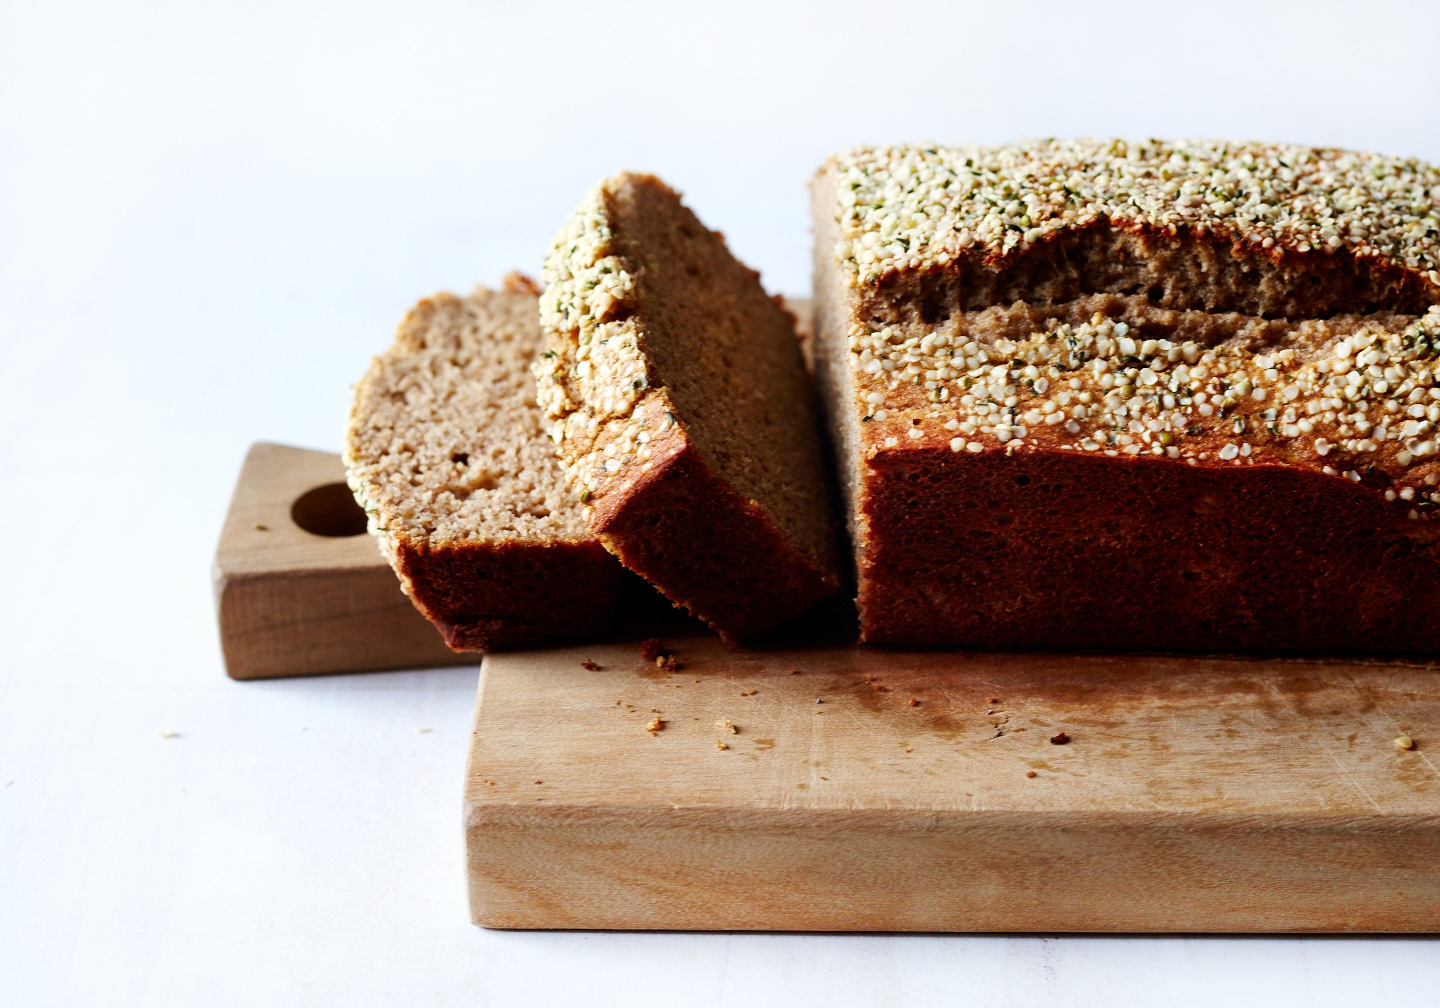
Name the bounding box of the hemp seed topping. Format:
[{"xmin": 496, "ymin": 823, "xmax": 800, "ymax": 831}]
[
  {"xmin": 848, "ymin": 302, "xmax": 1440, "ymax": 502},
  {"xmin": 825, "ymin": 140, "xmax": 1440, "ymax": 505},
  {"xmin": 831, "ymin": 140, "xmax": 1440, "ymax": 286}
]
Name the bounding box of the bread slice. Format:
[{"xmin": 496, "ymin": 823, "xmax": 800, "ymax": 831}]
[
  {"xmin": 345, "ymin": 276, "xmax": 626, "ymax": 652},
  {"xmin": 534, "ymin": 173, "xmax": 842, "ymax": 643},
  {"xmin": 812, "ymin": 139, "xmax": 1440, "ymax": 650}
]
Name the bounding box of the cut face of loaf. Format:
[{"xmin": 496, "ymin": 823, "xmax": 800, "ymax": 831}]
[
  {"xmin": 345, "ymin": 279, "xmax": 626, "ymax": 651},
  {"xmin": 812, "ymin": 140, "xmax": 1440, "ymax": 650},
  {"xmin": 535, "ymin": 173, "xmax": 842, "ymax": 643}
]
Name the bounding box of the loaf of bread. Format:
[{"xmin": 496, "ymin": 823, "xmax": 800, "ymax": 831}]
[
  {"xmin": 811, "ymin": 139, "xmax": 1440, "ymax": 650},
  {"xmin": 535, "ymin": 173, "xmax": 842, "ymax": 643},
  {"xmin": 345, "ymin": 277, "xmax": 626, "ymax": 651}
]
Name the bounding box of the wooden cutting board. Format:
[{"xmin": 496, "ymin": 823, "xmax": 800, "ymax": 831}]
[
  {"xmin": 213, "ymin": 442, "xmax": 480, "ymax": 679},
  {"xmin": 213, "ymin": 441, "xmax": 1440, "ymax": 931},
  {"xmin": 466, "ymin": 635, "xmax": 1440, "ymax": 932}
]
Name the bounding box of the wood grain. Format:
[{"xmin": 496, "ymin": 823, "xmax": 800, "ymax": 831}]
[
  {"xmin": 213, "ymin": 442, "xmax": 477, "ymax": 679},
  {"xmin": 465, "ymin": 635, "xmax": 1440, "ymax": 932}
]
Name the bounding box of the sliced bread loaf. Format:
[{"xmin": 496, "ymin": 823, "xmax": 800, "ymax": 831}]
[
  {"xmin": 345, "ymin": 276, "xmax": 626, "ymax": 652},
  {"xmin": 535, "ymin": 173, "xmax": 842, "ymax": 643},
  {"xmin": 813, "ymin": 139, "xmax": 1440, "ymax": 650}
]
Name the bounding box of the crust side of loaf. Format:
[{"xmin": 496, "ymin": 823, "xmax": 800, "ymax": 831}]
[
  {"xmin": 536, "ymin": 173, "xmax": 841, "ymax": 642},
  {"xmin": 345, "ymin": 282, "xmax": 625, "ymax": 652},
  {"xmin": 865, "ymin": 217, "xmax": 1434, "ymax": 322},
  {"xmin": 582, "ymin": 389, "xmax": 840, "ymax": 642},
  {"xmin": 860, "ymin": 447, "xmax": 1440, "ymax": 650},
  {"xmin": 826, "ymin": 140, "xmax": 1440, "ymax": 314},
  {"xmin": 391, "ymin": 536, "xmax": 624, "ymax": 651},
  {"xmin": 812, "ymin": 146, "xmax": 1440, "ymax": 650}
]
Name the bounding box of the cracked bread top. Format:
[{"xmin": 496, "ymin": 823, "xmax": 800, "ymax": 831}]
[
  {"xmin": 825, "ymin": 139, "xmax": 1440, "ymax": 300},
  {"xmin": 812, "ymin": 141, "xmax": 1440, "ymax": 517}
]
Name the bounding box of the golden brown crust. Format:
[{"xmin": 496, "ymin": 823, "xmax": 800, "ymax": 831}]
[
  {"xmin": 858, "ymin": 445, "xmax": 1440, "ymax": 650},
  {"xmin": 864, "ymin": 218, "xmax": 1435, "ymax": 322},
  {"xmin": 394, "ymin": 537, "xmax": 625, "ymax": 652},
  {"xmin": 500, "ymin": 271, "xmax": 542, "ymax": 297},
  {"xmin": 586, "ymin": 407, "xmax": 840, "ymax": 644}
]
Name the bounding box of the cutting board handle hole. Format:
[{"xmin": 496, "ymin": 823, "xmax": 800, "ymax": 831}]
[{"xmin": 291, "ymin": 483, "xmax": 369, "ymax": 537}]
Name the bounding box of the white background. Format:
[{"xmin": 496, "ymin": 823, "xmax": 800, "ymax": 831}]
[{"xmin": 3, "ymin": 1, "xmax": 1439, "ymax": 1004}]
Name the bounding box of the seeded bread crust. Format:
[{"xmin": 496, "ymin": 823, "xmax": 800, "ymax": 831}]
[
  {"xmin": 813, "ymin": 140, "xmax": 1440, "ymax": 650},
  {"xmin": 345, "ymin": 280, "xmax": 625, "ymax": 652},
  {"xmin": 536, "ymin": 173, "xmax": 842, "ymax": 643}
]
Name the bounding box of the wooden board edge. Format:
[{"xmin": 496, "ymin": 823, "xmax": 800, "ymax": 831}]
[{"xmin": 463, "ymin": 802, "xmax": 1440, "ymax": 932}]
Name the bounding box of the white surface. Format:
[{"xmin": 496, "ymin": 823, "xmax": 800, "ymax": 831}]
[{"xmin": 3, "ymin": 0, "xmax": 1439, "ymax": 1003}]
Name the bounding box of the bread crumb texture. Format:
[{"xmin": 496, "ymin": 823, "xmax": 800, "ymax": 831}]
[
  {"xmin": 347, "ymin": 284, "xmax": 590, "ymax": 553},
  {"xmin": 344, "ymin": 281, "xmax": 624, "ymax": 652}
]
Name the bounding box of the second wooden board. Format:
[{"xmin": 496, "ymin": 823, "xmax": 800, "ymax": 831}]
[{"xmin": 465, "ymin": 636, "xmax": 1440, "ymax": 932}]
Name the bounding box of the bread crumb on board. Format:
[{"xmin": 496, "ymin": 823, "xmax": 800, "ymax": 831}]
[
  {"xmin": 715, "ymin": 719, "xmax": 737, "ymax": 734},
  {"xmin": 639, "ymin": 638, "xmax": 682, "ymax": 671},
  {"xmin": 1395, "ymin": 735, "xmax": 1416, "ymax": 750},
  {"xmin": 715, "ymin": 740, "xmax": 729, "ymax": 751},
  {"xmin": 1026, "ymin": 770, "xmax": 1038, "ymax": 778},
  {"xmin": 646, "ymin": 717, "xmax": 665, "ymax": 735},
  {"xmin": 1050, "ymin": 732, "xmax": 1070, "ymax": 745},
  {"xmin": 581, "ymin": 660, "xmax": 600, "ymax": 671}
]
